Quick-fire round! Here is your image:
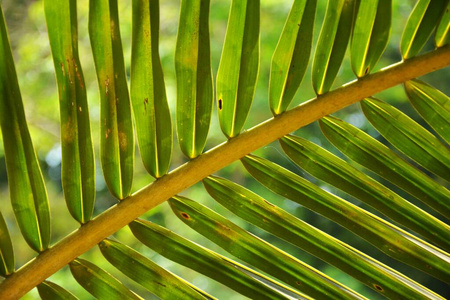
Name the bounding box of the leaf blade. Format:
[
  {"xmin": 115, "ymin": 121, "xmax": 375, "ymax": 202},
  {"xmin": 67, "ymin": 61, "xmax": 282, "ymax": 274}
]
[
  {"xmin": 37, "ymin": 281, "xmax": 78, "ymax": 300},
  {"xmin": 0, "ymin": 211, "xmax": 14, "ymax": 277}
]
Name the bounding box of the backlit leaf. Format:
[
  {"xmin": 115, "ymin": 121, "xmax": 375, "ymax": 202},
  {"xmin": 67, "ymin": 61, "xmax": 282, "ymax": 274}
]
[
  {"xmin": 435, "ymin": 2, "xmax": 450, "ymax": 47},
  {"xmin": 37, "ymin": 281, "xmax": 78, "ymax": 300},
  {"xmin": 0, "ymin": 211, "xmax": 14, "ymax": 277}
]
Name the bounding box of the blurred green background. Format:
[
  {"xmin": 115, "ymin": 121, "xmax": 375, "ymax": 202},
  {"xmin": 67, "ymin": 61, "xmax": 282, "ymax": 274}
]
[{"xmin": 0, "ymin": 0, "xmax": 448, "ymax": 298}]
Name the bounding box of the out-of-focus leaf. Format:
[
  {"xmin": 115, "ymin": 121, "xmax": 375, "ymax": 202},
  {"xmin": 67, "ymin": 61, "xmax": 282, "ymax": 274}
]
[
  {"xmin": 435, "ymin": 2, "xmax": 450, "ymax": 47},
  {"xmin": 44, "ymin": 0, "xmax": 95, "ymax": 223},
  {"xmin": 37, "ymin": 281, "xmax": 78, "ymax": 300},
  {"xmin": 312, "ymin": 0, "xmax": 355, "ymax": 95},
  {"xmin": 241, "ymin": 154, "xmax": 450, "ymax": 283},
  {"xmin": 0, "ymin": 6, "xmax": 50, "ymax": 251},
  {"xmin": 362, "ymin": 97, "xmax": 450, "ymax": 181},
  {"xmin": 351, "ymin": 0, "xmax": 391, "ymax": 77},
  {"xmin": 69, "ymin": 258, "xmax": 141, "ymax": 299},
  {"xmin": 0, "ymin": 211, "xmax": 14, "ymax": 276},
  {"xmin": 130, "ymin": 219, "xmax": 303, "ymax": 299},
  {"xmin": 280, "ymin": 135, "xmax": 450, "ymax": 251},
  {"xmin": 169, "ymin": 196, "xmax": 365, "ymax": 299},
  {"xmin": 89, "ymin": 0, "xmax": 134, "ymax": 199},
  {"xmin": 401, "ymin": 0, "xmax": 448, "ymax": 59},
  {"xmin": 203, "ymin": 175, "xmax": 443, "ymax": 299},
  {"xmin": 216, "ymin": 0, "xmax": 260, "ymax": 138},
  {"xmin": 404, "ymin": 79, "xmax": 450, "ymax": 144},
  {"xmin": 319, "ymin": 116, "xmax": 450, "ymax": 219},
  {"xmin": 131, "ymin": 0, "xmax": 172, "ymax": 178},
  {"xmin": 99, "ymin": 239, "xmax": 210, "ymax": 299},
  {"xmin": 269, "ymin": 0, "xmax": 317, "ymax": 114},
  {"xmin": 176, "ymin": 0, "xmax": 213, "ymax": 158}
]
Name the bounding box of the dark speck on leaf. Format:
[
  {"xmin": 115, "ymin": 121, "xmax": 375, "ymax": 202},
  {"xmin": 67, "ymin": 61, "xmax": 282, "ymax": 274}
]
[{"xmin": 218, "ymin": 99, "xmax": 222, "ymax": 110}]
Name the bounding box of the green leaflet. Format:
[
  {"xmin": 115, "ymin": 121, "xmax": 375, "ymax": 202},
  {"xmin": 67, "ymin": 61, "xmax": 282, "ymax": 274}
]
[
  {"xmin": 169, "ymin": 195, "xmax": 365, "ymax": 299},
  {"xmin": 44, "ymin": 0, "xmax": 95, "ymax": 224},
  {"xmin": 89, "ymin": 0, "xmax": 135, "ymax": 199},
  {"xmin": 203, "ymin": 175, "xmax": 443, "ymax": 299},
  {"xmin": 0, "ymin": 6, "xmax": 50, "ymax": 251},
  {"xmin": 312, "ymin": 0, "xmax": 355, "ymax": 95},
  {"xmin": 361, "ymin": 97, "xmax": 450, "ymax": 182},
  {"xmin": 131, "ymin": 0, "xmax": 172, "ymax": 178},
  {"xmin": 319, "ymin": 116, "xmax": 450, "ymax": 219},
  {"xmin": 269, "ymin": 0, "xmax": 317, "ymax": 114},
  {"xmin": 241, "ymin": 154, "xmax": 450, "ymax": 283},
  {"xmin": 435, "ymin": 2, "xmax": 450, "ymax": 47},
  {"xmin": 401, "ymin": 0, "xmax": 449, "ymax": 59},
  {"xmin": 130, "ymin": 219, "xmax": 302, "ymax": 300},
  {"xmin": 216, "ymin": 0, "xmax": 260, "ymax": 138},
  {"xmin": 176, "ymin": 0, "xmax": 213, "ymax": 158},
  {"xmin": 99, "ymin": 239, "xmax": 210, "ymax": 299},
  {"xmin": 37, "ymin": 281, "xmax": 78, "ymax": 300},
  {"xmin": 69, "ymin": 258, "xmax": 141, "ymax": 299},
  {"xmin": 404, "ymin": 79, "xmax": 450, "ymax": 144},
  {"xmin": 0, "ymin": 211, "xmax": 14, "ymax": 276},
  {"xmin": 351, "ymin": 0, "xmax": 391, "ymax": 77},
  {"xmin": 280, "ymin": 135, "xmax": 450, "ymax": 251}
]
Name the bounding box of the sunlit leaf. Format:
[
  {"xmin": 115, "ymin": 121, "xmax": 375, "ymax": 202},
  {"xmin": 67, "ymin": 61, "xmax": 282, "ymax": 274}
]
[
  {"xmin": 435, "ymin": 2, "xmax": 450, "ymax": 47},
  {"xmin": 69, "ymin": 258, "xmax": 141, "ymax": 299},
  {"xmin": 216, "ymin": 0, "xmax": 260, "ymax": 138},
  {"xmin": 312, "ymin": 0, "xmax": 355, "ymax": 95},
  {"xmin": 401, "ymin": 0, "xmax": 448, "ymax": 59},
  {"xmin": 0, "ymin": 6, "xmax": 50, "ymax": 251},
  {"xmin": 131, "ymin": 0, "xmax": 172, "ymax": 178},
  {"xmin": 404, "ymin": 79, "xmax": 450, "ymax": 144},
  {"xmin": 89, "ymin": 0, "xmax": 135, "ymax": 199},
  {"xmin": 37, "ymin": 281, "xmax": 78, "ymax": 300},
  {"xmin": 319, "ymin": 116, "xmax": 450, "ymax": 219},
  {"xmin": 130, "ymin": 219, "xmax": 302, "ymax": 299},
  {"xmin": 280, "ymin": 134, "xmax": 450, "ymax": 251},
  {"xmin": 0, "ymin": 211, "xmax": 14, "ymax": 277},
  {"xmin": 176, "ymin": 0, "xmax": 213, "ymax": 158},
  {"xmin": 44, "ymin": 0, "xmax": 96, "ymax": 223},
  {"xmin": 99, "ymin": 239, "xmax": 210, "ymax": 299},
  {"xmin": 169, "ymin": 195, "xmax": 365, "ymax": 299},
  {"xmin": 351, "ymin": 0, "xmax": 391, "ymax": 77},
  {"xmin": 241, "ymin": 154, "xmax": 450, "ymax": 283},
  {"xmin": 269, "ymin": 0, "xmax": 317, "ymax": 114}
]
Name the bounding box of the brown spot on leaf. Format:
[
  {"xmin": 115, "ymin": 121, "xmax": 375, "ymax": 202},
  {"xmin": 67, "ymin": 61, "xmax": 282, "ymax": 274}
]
[
  {"xmin": 105, "ymin": 76, "xmax": 110, "ymax": 96},
  {"xmin": 105, "ymin": 128, "xmax": 111, "ymax": 139},
  {"xmin": 154, "ymin": 281, "xmax": 166, "ymax": 287},
  {"xmin": 181, "ymin": 212, "xmax": 190, "ymax": 219},
  {"xmin": 118, "ymin": 131, "xmax": 127, "ymax": 151},
  {"xmin": 364, "ymin": 67, "xmax": 369, "ymax": 75},
  {"xmin": 144, "ymin": 98, "xmax": 148, "ymax": 112},
  {"xmin": 373, "ymin": 284, "xmax": 384, "ymax": 292},
  {"xmin": 218, "ymin": 99, "xmax": 222, "ymax": 110}
]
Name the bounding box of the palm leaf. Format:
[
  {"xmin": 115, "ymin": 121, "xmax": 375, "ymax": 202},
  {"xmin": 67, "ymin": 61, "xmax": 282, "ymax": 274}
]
[
  {"xmin": 37, "ymin": 281, "xmax": 78, "ymax": 300},
  {"xmin": 0, "ymin": 211, "xmax": 14, "ymax": 277}
]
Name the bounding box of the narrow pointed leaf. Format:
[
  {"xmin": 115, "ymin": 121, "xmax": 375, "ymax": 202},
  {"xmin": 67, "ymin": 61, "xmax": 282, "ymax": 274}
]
[
  {"xmin": 176, "ymin": 0, "xmax": 213, "ymax": 158},
  {"xmin": 351, "ymin": 0, "xmax": 391, "ymax": 77},
  {"xmin": 216, "ymin": 0, "xmax": 260, "ymax": 138},
  {"xmin": 69, "ymin": 258, "xmax": 141, "ymax": 299},
  {"xmin": 131, "ymin": 0, "xmax": 172, "ymax": 177},
  {"xmin": 203, "ymin": 176, "xmax": 444, "ymax": 299},
  {"xmin": 401, "ymin": 0, "xmax": 449, "ymax": 59},
  {"xmin": 44, "ymin": 0, "xmax": 95, "ymax": 223},
  {"xmin": 435, "ymin": 2, "xmax": 450, "ymax": 47},
  {"xmin": 280, "ymin": 135, "xmax": 450, "ymax": 251},
  {"xmin": 362, "ymin": 97, "xmax": 450, "ymax": 181},
  {"xmin": 99, "ymin": 239, "xmax": 211, "ymax": 299},
  {"xmin": 169, "ymin": 196, "xmax": 365, "ymax": 299},
  {"xmin": 312, "ymin": 0, "xmax": 355, "ymax": 95},
  {"xmin": 130, "ymin": 219, "xmax": 303, "ymax": 300},
  {"xmin": 319, "ymin": 116, "xmax": 450, "ymax": 219},
  {"xmin": 0, "ymin": 211, "xmax": 14, "ymax": 276},
  {"xmin": 269, "ymin": 0, "xmax": 317, "ymax": 114},
  {"xmin": 37, "ymin": 281, "xmax": 78, "ymax": 300},
  {"xmin": 241, "ymin": 154, "xmax": 450, "ymax": 283},
  {"xmin": 404, "ymin": 79, "xmax": 450, "ymax": 144},
  {"xmin": 0, "ymin": 6, "xmax": 50, "ymax": 251},
  {"xmin": 89, "ymin": 0, "xmax": 135, "ymax": 199}
]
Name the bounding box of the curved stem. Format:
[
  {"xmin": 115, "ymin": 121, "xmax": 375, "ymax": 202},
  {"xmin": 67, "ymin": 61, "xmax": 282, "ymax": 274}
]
[{"xmin": 1, "ymin": 46, "xmax": 449, "ymax": 299}]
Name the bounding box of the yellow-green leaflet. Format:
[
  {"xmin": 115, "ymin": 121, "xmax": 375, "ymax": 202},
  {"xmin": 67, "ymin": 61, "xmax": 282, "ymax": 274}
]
[
  {"xmin": 401, "ymin": 0, "xmax": 449, "ymax": 59},
  {"xmin": 44, "ymin": 0, "xmax": 95, "ymax": 224},
  {"xmin": 131, "ymin": 0, "xmax": 172, "ymax": 178},
  {"xmin": 176, "ymin": 0, "xmax": 213, "ymax": 158},
  {"xmin": 216, "ymin": 0, "xmax": 260, "ymax": 138},
  {"xmin": 435, "ymin": 2, "xmax": 450, "ymax": 47},
  {"xmin": 0, "ymin": 6, "xmax": 50, "ymax": 251},
  {"xmin": 270, "ymin": 0, "xmax": 317, "ymax": 114},
  {"xmin": 351, "ymin": 0, "xmax": 391, "ymax": 77},
  {"xmin": 312, "ymin": 0, "xmax": 356, "ymax": 95},
  {"xmin": 69, "ymin": 258, "xmax": 142, "ymax": 299},
  {"xmin": 0, "ymin": 211, "xmax": 14, "ymax": 276},
  {"xmin": 89, "ymin": 0, "xmax": 134, "ymax": 199},
  {"xmin": 37, "ymin": 281, "xmax": 78, "ymax": 300}
]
